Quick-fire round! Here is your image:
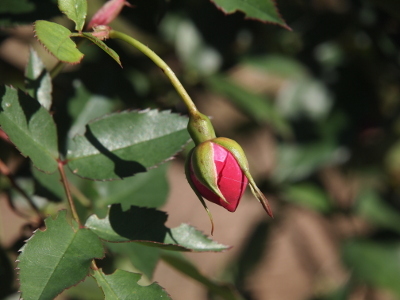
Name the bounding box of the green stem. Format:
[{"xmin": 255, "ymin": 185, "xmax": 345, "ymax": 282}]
[
  {"xmin": 58, "ymin": 160, "xmax": 82, "ymax": 227},
  {"xmin": 49, "ymin": 61, "xmax": 65, "ymax": 79},
  {"xmin": 109, "ymin": 30, "xmax": 199, "ymax": 116}
]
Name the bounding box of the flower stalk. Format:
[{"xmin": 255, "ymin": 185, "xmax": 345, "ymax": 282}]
[{"xmin": 108, "ymin": 30, "xmax": 199, "ymax": 117}]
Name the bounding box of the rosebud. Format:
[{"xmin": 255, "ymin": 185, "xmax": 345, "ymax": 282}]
[
  {"xmin": 87, "ymin": 0, "xmax": 132, "ymax": 30},
  {"xmin": 188, "ymin": 139, "xmax": 248, "ymax": 212},
  {"xmin": 185, "ymin": 134, "xmax": 273, "ymax": 234}
]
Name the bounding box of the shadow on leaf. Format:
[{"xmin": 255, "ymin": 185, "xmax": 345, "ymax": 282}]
[
  {"xmin": 25, "ymin": 69, "xmax": 47, "ymax": 100},
  {"xmin": 85, "ymin": 204, "xmax": 230, "ymax": 252},
  {"xmin": 84, "ymin": 126, "xmax": 146, "ymax": 178},
  {"xmin": 109, "ymin": 204, "xmax": 171, "ymax": 243}
]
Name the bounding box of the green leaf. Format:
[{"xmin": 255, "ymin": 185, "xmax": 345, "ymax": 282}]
[
  {"xmin": 273, "ymin": 141, "xmax": 337, "ymax": 183},
  {"xmin": 276, "ymin": 78, "xmax": 333, "ymax": 121},
  {"xmin": 355, "ymin": 189, "xmax": 400, "ymax": 234},
  {"xmin": 67, "ymin": 80, "xmax": 117, "ymax": 140},
  {"xmin": 161, "ymin": 252, "xmax": 244, "ymax": 300},
  {"xmin": 0, "ymin": 85, "xmax": 58, "ymax": 173},
  {"xmin": 95, "ymin": 163, "xmax": 169, "ymax": 210},
  {"xmin": 18, "ymin": 211, "xmax": 104, "ymax": 300},
  {"xmin": 243, "ymin": 55, "xmax": 308, "ymax": 79},
  {"xmin": 210, "ymin": 0, "xmax": 290, "ymax": 29},
  {"xmin": 282, "ymin": 183, "xmax": 332, "ymax": 213},
  {"xmin": 31, "ymin": 164, "xmax": 65, "ymax": 202},
  {"xmin": 66, "ymin": 109, "xmax": 189, "ymax": 180},
  {"xmin": 34, "ymin": 20, "xmax": 84, "ymax": 64},
  {"xmin": 59, "ymin": 276, "xmax": 104, "ymax": 299},
  {"xmin": 25, "ymin": 47, "xmax": 52, "ymax": 110},
  {"xmin": 82, "ymin": 33, "xmax": 122, "ymax": 67},
  {"xmin": 342, "ymin": 239, "xmax": 400, "ymax": 297},
  {"xmin": 58, "ymin": 0, "xmax": 87, "ymax": 31},
  {"xmin": 0, "ymin": 0, "xmax": 35, "ymax": 13},
  {"xmin": 107, "ymin": 243, "xmax": 160, "ymax": 280},
  {"xmin": 206, "ymin": 75, "xmax": 292, "ymax": 137},
  {"xmin": 0, "ymin": 0, "xmax": 60, "ymax": 27},
  {"xmin": 93, "ymin": 269, "xmax": 171, "ymax": 300},
  {"xmin": 85, "ymin": 204, "xmax": 230, "ymax": 252}
]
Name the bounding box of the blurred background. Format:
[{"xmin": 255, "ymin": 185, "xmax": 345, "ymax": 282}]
[{"xmin": 1, "ymin": 0, "xmax": 400, "ymax": 299}]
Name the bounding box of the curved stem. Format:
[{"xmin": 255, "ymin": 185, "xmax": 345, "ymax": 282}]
[
  {"xmin": 109, "ymin": 30, "xmax": 199, "ymax": 116},
  {"xmin": 58, "ymin": 160, "xmax": 82, "ymax": 227}
]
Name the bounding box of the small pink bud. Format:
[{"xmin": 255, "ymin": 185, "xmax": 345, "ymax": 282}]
[
  {"xmin": 189, "ymin": 141, "xmax": 248, "ymax": 212},
  {"xmin": 91, "ymin": 25, "xmax": 112, "ymax": 40},
  {"xmin": 87, "ymin": 0, "xmax": 132, "ymax": 30}
]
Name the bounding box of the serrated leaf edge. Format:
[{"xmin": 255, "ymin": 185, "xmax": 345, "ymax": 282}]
[
  {"xmin": 0, "ymin": 85, "xmax": 59, "ymax": 173},
  {"xmin": 66, "ymin": 108, "xmax": 190, "ymax": 181},
  {"xmin": 93, "ymin": 268, "xmax": 172, "ymax": 299},
  {"xmin": 210, "ymin": 0, "xmax": 291, "ymax": 30},
  {"xmin": 86, "ymin": 206, "xmax": 231, "ymax": 252},
  {"xmin": 33, "ymin": 20, "xmax": 85, "ymax": 65},
  {"xmin": 15, "ymin": 210, "xmax": 106, "ymax": 300}
]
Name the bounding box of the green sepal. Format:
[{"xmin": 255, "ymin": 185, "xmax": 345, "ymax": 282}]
[
  {"xmin": 190, "ymin": 141, "xmax": 228, "ymax": 204},
  {"xmin": 187, "ymin": 112, "xmax": 216, "ymax": 145},
  {"xmin": 185, "ymin": 148, "xmax": 215, "ymax": 235},
  {"xmin": 211, "ymin": 137, "xmax": 249, "ymax": 171},
  {"xmin": 212, "ymin": 137, "xmax": 274, "ymax": 217}
]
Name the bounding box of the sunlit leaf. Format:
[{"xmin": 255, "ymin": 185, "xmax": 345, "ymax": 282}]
[
  {"xmin": 58, "ymin": 0, "xmax": 87, "ymax": 31},
  {"xmin": 210, "ymin": 0, "xmax": 289, "ymax": 29},
  {"xmin": 0, "ymin": 86, "xmax": 58, "ymax": 173},
  {"xmin": 85, "ymin": 204, "xmax": 230, "ymax": 252},
  {"xmin": 34, "ymin": 20, "xmax": 84, "ymax": 64},
  {"xmin": 25, "ymin": 47, "xmax": 52, "ymax": 110},
  {"xmin": 93, "ymin": 269, "xmax": 171, "ymax": 300},
  {"xmin": 18, "ymin": 211, "xmax": 104, "ymax": 300},
  {"xmin": 67, "ymin": 109, "xmax": 189, "ymax": 180}
]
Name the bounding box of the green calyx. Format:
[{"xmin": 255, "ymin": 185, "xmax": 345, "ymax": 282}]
[
  {"xmin": 190, "ymin": 141, "xmax": 227, "ymax": 203},
  {"xmin": 212, "ymin": 137, "xmax": 274, "ymax": 218},
  {"xmin": 184, "ymin": 148, "xmax": 215, "ymax": 235},
  {"xmin": 187, "ymin": 112, "xmax": 216, "ymax": 145}
]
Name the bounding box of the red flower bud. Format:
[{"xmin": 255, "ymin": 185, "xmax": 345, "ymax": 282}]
[
  {"xmin": 87, "ymin": 0, "xmax": 132, "ymax": 30},
  {"xmin": 185, "ymin": 111, "xmax": 273, "ymax": 234},
  {"xmin": 189, "ymin": 141, "xmax": 248, "ymax": 212}
]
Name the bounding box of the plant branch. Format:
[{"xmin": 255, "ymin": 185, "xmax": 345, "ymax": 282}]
[
  {"xmin": 0, "ymin": 159, "xmax": 43, "ymax": 219},
  {"xmin": 109, "ymin": 30, "xmax": 199, "ymax": 116},
  {"xmin": 49, "ymin": 61, "xmax": 65, "ymax": 79},
  {"xmin": 57, "ymin": 160, "xmax": 82, "ymax": 227}
]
